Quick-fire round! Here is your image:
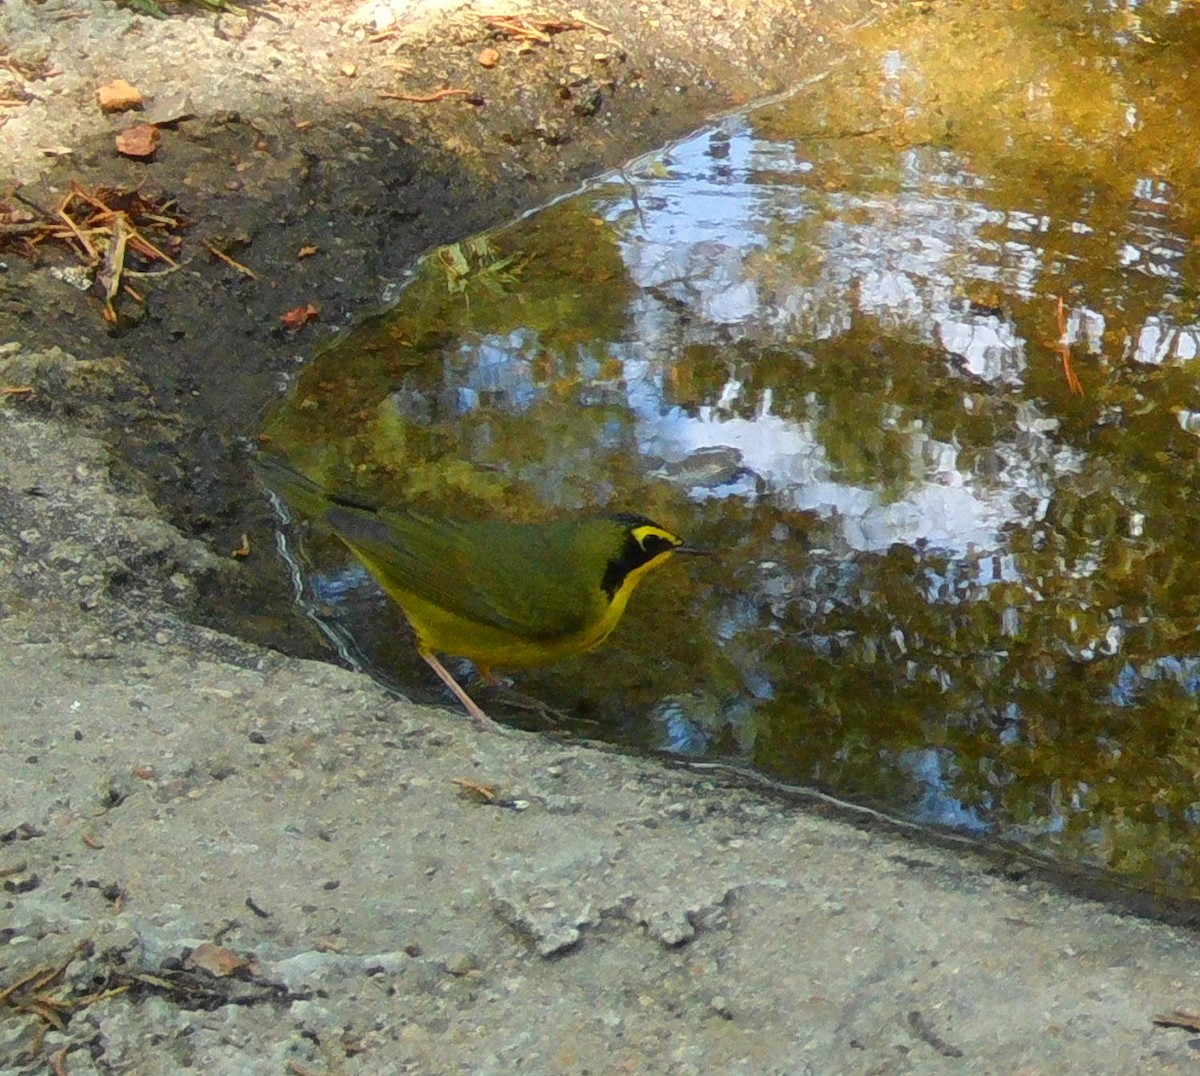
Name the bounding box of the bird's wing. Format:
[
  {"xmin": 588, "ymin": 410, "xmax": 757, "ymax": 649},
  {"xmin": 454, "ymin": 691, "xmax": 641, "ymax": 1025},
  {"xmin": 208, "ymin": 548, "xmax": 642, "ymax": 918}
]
[{"xmin": 325, "ymin": 506, "xmax": 597, "ymax": 640}]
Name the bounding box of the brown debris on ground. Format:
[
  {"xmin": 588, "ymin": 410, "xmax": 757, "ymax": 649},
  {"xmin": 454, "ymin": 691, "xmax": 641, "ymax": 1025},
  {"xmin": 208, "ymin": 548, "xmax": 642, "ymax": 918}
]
[
  {"xmin": 0, "ymin": 945, "xmax": 129, "ymax": 1068},
  {"xmin": 96, "ymin": 77, "xmax": 144, "ymax": 113},
  {"xmin": 477, "ymin": 11, "xmax": 605, "ymax": 42},
  {"xmin": 377, "ymin": 86, "xmax": 478, "ymax": 103},
  {"xmin": 1, "ymin": 182, "xmax": 187, "ymax": 322}
]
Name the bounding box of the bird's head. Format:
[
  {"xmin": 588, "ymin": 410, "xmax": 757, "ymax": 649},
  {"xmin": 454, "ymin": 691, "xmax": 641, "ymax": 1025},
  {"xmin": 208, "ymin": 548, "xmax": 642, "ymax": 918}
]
[{"xmin": 600, "ymin": 512, "xmax": 710, "ymax": 601}]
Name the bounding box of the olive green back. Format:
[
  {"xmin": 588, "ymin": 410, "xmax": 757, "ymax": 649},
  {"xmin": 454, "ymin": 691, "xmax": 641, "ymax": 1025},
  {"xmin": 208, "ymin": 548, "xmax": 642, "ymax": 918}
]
[
  {"xmin": 326, "ymin": 505, "xmax": 621, "ymax": 641},
  {"xmin": 254, "ymin": 450, "xmax": 627, "ymax": 642}
]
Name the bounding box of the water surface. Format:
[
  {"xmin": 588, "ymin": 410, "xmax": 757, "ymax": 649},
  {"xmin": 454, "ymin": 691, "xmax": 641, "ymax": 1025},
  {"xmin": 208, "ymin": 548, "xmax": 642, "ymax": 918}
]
[{"xmin": 262, "ymin": 0, "xmax": 1200, "ymax": 900}]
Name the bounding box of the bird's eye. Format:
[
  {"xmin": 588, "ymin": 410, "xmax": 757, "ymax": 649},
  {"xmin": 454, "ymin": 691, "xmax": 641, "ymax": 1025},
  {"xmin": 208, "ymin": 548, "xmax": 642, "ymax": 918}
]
[{"xmin": 636, "ymin": 529, "xmax": 679, "ymax": 558}]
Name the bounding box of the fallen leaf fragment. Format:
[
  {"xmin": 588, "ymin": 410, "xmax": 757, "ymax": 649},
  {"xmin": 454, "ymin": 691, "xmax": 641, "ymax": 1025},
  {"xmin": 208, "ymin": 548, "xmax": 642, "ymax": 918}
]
[
  {"xmin": 452, "ymin": 776, "xmax": 499, "ymax": 802},
  {"xmin": 97, "ymin": 78, "xmax": 143, "ymax": 113},
  {"xmin": 477, "ymin": 47, "xmax": 500, "ymax": 67},
  {"xmin": 115, "ymin": 124, "xmax": 160, "ymax": 159},
  {"xmin": 1154, "ymin": 1009, "xmax": 1200, "ymax": 1032},
  {"xmin": 281, "ymin": 302, "xmax": 319, "ymax": 330},
  {"xmin": 297, "ymin": 244, "xmax": 318, "ymax": 258},
  {"xmin": 230, "ymin": 533, "xmax": 251, "ymax": 558},
  {"xmin": 187, "ymin": 942, "xmax": 253, "ymax": 978}
]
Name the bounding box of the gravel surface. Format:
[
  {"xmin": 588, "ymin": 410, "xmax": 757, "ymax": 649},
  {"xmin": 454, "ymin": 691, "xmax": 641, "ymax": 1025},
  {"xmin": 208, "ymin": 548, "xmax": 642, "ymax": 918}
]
[{"xmin": 3, "ymin": 0, "xmax": 1200, "ymax": 1071}]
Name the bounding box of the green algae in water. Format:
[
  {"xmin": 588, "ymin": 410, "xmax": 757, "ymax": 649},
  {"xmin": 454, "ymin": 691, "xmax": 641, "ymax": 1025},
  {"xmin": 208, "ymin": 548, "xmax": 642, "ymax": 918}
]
[{"xmin": 261, "ymin": 0, "xmax": 1200, "ymax": 901}]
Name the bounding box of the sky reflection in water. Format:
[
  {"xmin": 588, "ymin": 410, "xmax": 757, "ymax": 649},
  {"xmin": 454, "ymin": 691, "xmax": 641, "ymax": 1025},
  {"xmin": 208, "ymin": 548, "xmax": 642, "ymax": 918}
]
[{"xmin": 265, "ymin": 0, "xmax": 1200, "ymax": 900}]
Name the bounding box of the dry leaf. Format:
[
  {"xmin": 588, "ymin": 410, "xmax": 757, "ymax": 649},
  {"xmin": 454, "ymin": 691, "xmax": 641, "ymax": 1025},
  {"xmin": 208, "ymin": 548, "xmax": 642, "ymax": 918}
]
[
  {"xmin": 187, "ymin": 942, "xmax": 253, "ymax": 978},
  {"xmin": 115, "ymin": 124, "xmax": 160, "ymax": 159},
  {"xmin": 281, "ymin": 303, "xmax": 319, "ymax": 330},
  {"xmin": 1154, "ymin": 1009, "xmax": 1200, "ymax": 1032},
  {"xmin": 97, "ymin": 78, "xmax": 143, "ymax": 113},
  {"xmin": 297, "ymin": 245, "xmax": 318, "ymax": 258}
]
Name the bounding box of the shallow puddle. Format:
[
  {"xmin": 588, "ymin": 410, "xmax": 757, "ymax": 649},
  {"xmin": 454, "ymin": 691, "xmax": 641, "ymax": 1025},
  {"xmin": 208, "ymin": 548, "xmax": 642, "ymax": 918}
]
[{"xmin": 261, "ymin": 0, "xmax": 1200, "ymax": 899}]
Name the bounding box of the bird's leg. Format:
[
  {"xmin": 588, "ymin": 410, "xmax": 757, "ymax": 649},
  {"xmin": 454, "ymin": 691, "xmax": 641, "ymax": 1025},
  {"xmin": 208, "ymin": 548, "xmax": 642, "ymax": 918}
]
[{"xmin": 420, "ymin": 650, "xmax": 503, "ymax": 731}]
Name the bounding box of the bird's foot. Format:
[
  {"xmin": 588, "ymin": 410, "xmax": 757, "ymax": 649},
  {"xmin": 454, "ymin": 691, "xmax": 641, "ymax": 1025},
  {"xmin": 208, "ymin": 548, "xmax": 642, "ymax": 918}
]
[{"xmin": 476, "ymin": 682, "xmax": 576, "ymax": 728}]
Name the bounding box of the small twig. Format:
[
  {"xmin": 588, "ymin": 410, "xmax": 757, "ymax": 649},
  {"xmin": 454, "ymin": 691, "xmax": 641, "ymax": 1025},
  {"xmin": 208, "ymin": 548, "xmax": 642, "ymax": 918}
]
[
  {"xmin": 123, "ymin": 263, "xmax": 186, "ymax": 280},
  {"xmin": 1054, "ymin": 296, "xmax": 1084, "ymax": 396},
  {"xmin": 137, "ymin": 211, "xmax": 183, "ymax": 228},
  {"xmin": 55, "ymin": 194, "xmax": 99, "ymax": 262},
  {"xmin": 0, "ymin": 222, "xmax": 51, "ymax": 235},
  {"xmin": 69, "ymin": 985, "xmax": 130, "ymax": 1009},
  {"xmin": 11, "ymin": 189, "xmax": 56, "ymax": 218},
  {"xmin": 0, "ymin": 965, "xmax": 55, "ymax": 1006},
  {"xmin": 26, "ymin": 999, "xmax": 67, "ymax": 1029},
  {"xmin": 29, "ymin": 1022, "xmax": 49, "ymax": 1060},
  {"xmin": 65, "ymin": 183, "xmax": 116, "ymax": 214},
  {"xmin": 478, "ymin": 13, "xmax": 589, "ymax": 40},
  {"xmin": 122, "ymin": 227, "xmax": 178, "ymax": 268},
  {"xmin": 97, "ymin": 211, "xmax": 130, "ymax": 323},
  {"xmin": 493, "ymin": 17, "xmax": 552, "ymax": 42},
  {"xmin": 568, "ymin": 10, "xmax": 610, "ymax": 33},
  {"xmin": 378, "ymin": 88, "xmax": 474, "ymax": 103},
  {"xmin": 204, "ymin": 241, "xmax": 258, "ymax": 279}
]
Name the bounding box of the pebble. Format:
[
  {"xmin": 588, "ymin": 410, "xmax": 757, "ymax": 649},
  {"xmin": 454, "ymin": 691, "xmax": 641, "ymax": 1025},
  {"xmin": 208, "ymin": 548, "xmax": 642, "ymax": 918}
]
[{"xmin": 444, "ymin": 952, "xmax": 476, "ymax": 976}]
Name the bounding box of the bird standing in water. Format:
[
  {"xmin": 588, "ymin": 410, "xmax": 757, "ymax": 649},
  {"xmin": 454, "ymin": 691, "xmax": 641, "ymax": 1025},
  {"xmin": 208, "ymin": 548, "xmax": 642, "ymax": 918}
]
[{"xmin": 255, "ymin": 454, "xmax": 708, "ymax": 729}]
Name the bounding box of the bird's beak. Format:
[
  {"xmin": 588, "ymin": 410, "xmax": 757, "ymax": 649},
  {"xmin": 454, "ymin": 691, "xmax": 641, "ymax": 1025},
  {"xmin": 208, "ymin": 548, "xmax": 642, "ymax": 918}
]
[{"xmin": 673, "ymin": 543, "xmax": 713, "ymax": 556}]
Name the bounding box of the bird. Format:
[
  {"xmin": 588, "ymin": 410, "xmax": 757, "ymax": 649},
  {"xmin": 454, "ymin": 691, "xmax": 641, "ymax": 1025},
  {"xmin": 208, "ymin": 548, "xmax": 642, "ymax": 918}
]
[{"xmin": 254, "ymin": 452, "xmax": 709, "ymax": 729}]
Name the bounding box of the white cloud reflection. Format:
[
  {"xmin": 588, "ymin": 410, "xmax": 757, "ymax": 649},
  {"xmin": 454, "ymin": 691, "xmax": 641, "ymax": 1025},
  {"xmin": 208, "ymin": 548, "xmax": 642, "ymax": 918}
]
[{"xmin": 607, "ymin": 121, "xmax": 1086, "ymax": 554}]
